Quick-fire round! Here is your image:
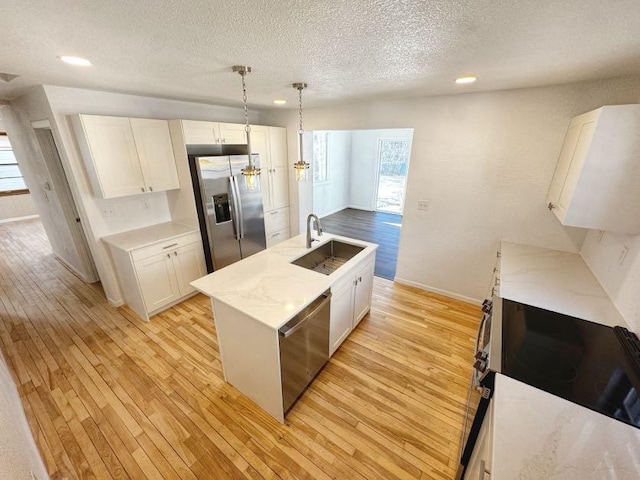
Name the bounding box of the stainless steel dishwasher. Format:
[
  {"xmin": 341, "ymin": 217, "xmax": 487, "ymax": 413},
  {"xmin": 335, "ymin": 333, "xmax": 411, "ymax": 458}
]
[{"xmin": 279, "ymin": 290, "xmax": 331, "ymax": 414}]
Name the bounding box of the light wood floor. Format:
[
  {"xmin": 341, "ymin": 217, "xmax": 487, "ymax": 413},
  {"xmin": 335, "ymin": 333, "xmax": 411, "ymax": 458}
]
[{"xmin": 0, "ymin": 218, "xmax": 480, "ymax": 480}]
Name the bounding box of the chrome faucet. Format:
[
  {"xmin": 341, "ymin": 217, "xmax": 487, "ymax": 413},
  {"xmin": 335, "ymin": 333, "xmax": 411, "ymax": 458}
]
[{"xmin": 306, "ymin": 213, "xmax": 323, "ymax": 248}]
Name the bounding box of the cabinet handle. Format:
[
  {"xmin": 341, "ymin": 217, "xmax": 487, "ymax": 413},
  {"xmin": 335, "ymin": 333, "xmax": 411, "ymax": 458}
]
[
  {"xmin": 359, "ymin": 276, "xmax": 362, "ymax": 282},
  {"xmin": 547, "ymin": 202, "xmax": 556, "ymax": 210},
  {"xmin": 162, "ymin": 243, "xmax": 179, "ymax": 250},
  {"xmin": 271, "ymin": 232, "xmax": 280, "ymax": 238},
  {"xmin": 141, "ymin": 187, "xmax": 145, "ymax": 192},
  {"xmin": 149, "ymin": 186, "xmax": 153, "ymax": 192},
  {"xmin": 166, "ymin": 253, "xmax": 170, "ymax": 258},
  {"xmin": 173, "ymin": 251, "xmax": 178, "ymax": 256},
  {"xmin": 270, "ymin": 211, "xmax": 279, "ymax": 215}
]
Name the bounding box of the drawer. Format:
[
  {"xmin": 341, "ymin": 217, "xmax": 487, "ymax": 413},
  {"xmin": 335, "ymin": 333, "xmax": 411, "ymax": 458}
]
[
  {"xmin": 266, "ymin": 227, "xmax": 289, "ymax": 248},
  {"xmin": 264, "ymin": 207, "xmax": 290, "ymax": 233},
  {"xmin": 130, "ymin": 232, "xmax": 201, "ymax": 262}
]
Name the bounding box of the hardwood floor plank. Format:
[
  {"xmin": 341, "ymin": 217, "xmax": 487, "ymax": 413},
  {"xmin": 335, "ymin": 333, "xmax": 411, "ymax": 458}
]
[{"xmin": 0, "ymin": 218, "xmax": 480, "ymax": 479}]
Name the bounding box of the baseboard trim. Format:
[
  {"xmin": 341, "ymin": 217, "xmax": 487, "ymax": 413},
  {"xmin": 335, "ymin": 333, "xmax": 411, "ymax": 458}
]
[
  {"xmin": 318, "ymin": 205, "xmax": 350, "ymax": 218},
  {"xmin": 107, "ymin": 297, "xmax": 125, "ymax": 308},
  {"xmin": 393, "ymin": 277, "xmax": 482, "ymax": 306},
  {"xmin": 0, "ymin": 214, "xmax": 39, "ymax": 224}
]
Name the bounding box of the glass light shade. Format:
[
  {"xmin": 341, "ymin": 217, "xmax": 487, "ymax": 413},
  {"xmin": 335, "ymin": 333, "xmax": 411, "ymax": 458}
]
[
  {"xmin": 294, "ymin": 161, "xmax": 309, "ymax": 182},
  {"xmin": 241, "ymin": 165, "xmax": 261, "ymax": 190}
]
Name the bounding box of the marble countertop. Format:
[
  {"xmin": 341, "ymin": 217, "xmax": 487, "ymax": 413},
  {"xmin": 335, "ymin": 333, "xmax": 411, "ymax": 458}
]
[
  {"xmin": 492, "ymin": 373, "xmax": 640, "ymax": 480},
  {"xmin": 101, "ymin": 222, "xmax": 198, "ymax": 251},
  {"xmin": 499, "ymin": 241, "xmax": 626, "ymax": 328},
  {"xmin": 190, "ymin": 233, "xmax": 378, "ymax": 330}
]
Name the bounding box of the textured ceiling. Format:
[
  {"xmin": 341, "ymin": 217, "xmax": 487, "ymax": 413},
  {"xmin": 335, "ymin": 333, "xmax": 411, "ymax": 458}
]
[{"xmin": 1, "ymin": 0, "xmax": 640, "ymax": 108}]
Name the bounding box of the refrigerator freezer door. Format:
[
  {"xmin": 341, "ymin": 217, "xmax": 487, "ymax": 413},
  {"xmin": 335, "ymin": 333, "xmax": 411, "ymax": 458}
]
[{"xmin": 197, "ymin": 157, "xmax": 242, "ymax": 269}]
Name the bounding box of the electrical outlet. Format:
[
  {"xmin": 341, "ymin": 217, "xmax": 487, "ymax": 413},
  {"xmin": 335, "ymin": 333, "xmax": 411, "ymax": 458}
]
[
  {"xmin": 418, "ymin": 200, "xmax": 429, "ymax": 211},
  {"xmin": 141, "ymin": 199, "xmax": 150, "ymax": 210},
  {"xmin": 101, "ymin": 205, "xmax": 116, "ymax": 217},
  {"xmin": 618, "ymin": 245, "xmax": 630, "ymax": 266}
]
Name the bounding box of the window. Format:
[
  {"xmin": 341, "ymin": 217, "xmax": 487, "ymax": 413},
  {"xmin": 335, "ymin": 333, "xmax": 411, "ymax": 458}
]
[
  {"xmin": 312, "ymin": 132, "xmax": 328, "ymax": 183},
  {"xmin": 0, "ymin": 134, "xmax": 28, "ymax": 194}
]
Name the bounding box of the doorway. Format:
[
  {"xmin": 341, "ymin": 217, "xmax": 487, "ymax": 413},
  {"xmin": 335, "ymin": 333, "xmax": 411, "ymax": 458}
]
[
  {"xmin": 374, "ymin": 139, "xmax": 412, "ymax": 215},
  {"xmin": 309, "ymin": 128, "xmax": 414, "ymax": 280},
  {"xmin": 32, "ymin": 126, "xmax": 99, "ymax": 282}
]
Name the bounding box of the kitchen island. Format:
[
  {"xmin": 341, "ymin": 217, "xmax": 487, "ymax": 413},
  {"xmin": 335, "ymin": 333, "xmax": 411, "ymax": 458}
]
[{"xmin": 191, "ymin": 233, "xmax": 377, "ymax": 422}]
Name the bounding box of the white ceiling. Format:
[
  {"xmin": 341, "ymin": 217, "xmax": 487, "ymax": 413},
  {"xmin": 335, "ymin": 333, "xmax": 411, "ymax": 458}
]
[{"xmin": 1, "ymin": 0, "xmax": 640, "ymax": 108}]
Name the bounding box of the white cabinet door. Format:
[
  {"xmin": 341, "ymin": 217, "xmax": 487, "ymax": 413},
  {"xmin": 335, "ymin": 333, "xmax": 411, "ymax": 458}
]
[
  {"xmin": 546, "ymin": 105, "xmax": 640, "ymax": 233},
  {"xmin": 330, "ymin": 279, "xmax": 354, "ymax": 356},
  {"xmin": 250, "ymin": 126, "xmax": 272, "ymax": 211},
  {"xmin": 172, "ymin": 242, "xmax": 206, "ymax": 296},
  {"xmin": 130, "ymin": 118, "xmax": 180, "ymax": 193},
  {"xmin": 270, "ymin": 166, "xmax": 290, "ymax": 210},
  {"xmin": 217, "ymin": 122, "xmax": 248, "ymax": 144},
  {"xmin": 182, "ymin": 120, "xmax": 217, "ymax": 144},
  {"xmin": 80, "ymin": 115, "xmax": 145, "ymax": 198},
  {"xmin": 268, "ymin": 127, "xmax": 288, "ymax": 167},
  {"xmin": 136, "ymin": 252, "xmax": 179, "ymax": 312},
  {"xmin": 353, "ymin": 260, "xmax": 375, "ymax": 327}
]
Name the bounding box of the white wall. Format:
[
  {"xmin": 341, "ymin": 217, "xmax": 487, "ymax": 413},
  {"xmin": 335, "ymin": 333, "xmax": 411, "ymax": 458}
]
[
  {"xmin": 261, "ymin": 76, "xmax": 640, "ymax": 304},
  {"xmin": 0, "ymin": 97, "xmax": 90, "ymax": 278},
  {"xmin": 10, "ymin": 85, "xmax": 257, "ymax": 305},
  {"xmin": 0, "ymin": 193, "xmax": 37, "ymax": 222},
  {"xmin": 349, "ymin": 128, "xmax": 414, "ymax": 210},
  {"xmin": 312, "ymin": 131, "xmax": 351, "ymax": 217},
  {"xmin": 0, "ymin": 352, "xmax": 49, "ymax": 479}
]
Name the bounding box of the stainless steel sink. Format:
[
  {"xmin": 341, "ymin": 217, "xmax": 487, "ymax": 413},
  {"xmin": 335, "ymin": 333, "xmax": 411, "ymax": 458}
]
[{"xmin": 291, "ymin": 240, "xmax": 365, "ymax": 275}]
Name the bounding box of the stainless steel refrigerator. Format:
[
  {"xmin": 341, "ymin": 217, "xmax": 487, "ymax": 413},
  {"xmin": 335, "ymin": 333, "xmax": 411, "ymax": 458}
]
[{"xmin": 188, "ymin": 148, "xmax": 266, "ymax": 271}]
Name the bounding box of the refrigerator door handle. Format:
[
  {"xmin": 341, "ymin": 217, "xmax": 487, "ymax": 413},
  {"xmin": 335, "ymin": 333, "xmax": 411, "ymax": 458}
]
[
  {"xmin": 231, "ymin": 176, "xmax": 245, "ymax": 239},
  {"xmin": 228, "ymin": 177, "xmax": 241, "ymax": 241}
]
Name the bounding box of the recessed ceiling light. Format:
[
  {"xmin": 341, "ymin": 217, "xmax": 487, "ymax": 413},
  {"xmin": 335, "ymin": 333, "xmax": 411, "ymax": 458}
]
[
  {"xmin": 59, "ymin": 56, "xmax": 92, "ymax": 66},
  {"xmin": 455, "ymin": 76, "xmax": 477, "ymax": 84},
  {"xmin": 273, "ymin": 99, "xmax": 287, "ymax": 105}
]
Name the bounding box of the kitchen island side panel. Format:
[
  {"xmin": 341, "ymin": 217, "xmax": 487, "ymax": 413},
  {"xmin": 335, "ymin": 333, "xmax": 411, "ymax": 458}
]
[{"xmin": 211, "ymin": 300, "xmax": 284, "ymax": 422}]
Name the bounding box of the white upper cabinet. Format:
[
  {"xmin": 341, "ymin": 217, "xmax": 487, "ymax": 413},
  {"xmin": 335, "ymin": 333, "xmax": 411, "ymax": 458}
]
[
  {"xmin": 546, "ymin": 105, "xmax": 640, "ymax": 234},
  {"xmin": 252, "ymin": 126, "xmax": 290, "ymax": 213},
  {"xmin": 182, "ymin": 120, "xmax": 248, "ymax": 145},
  {"xmin": 73, "ymin": 114, "xmax": 179, "ymax": 198},
  {"xmin": 130, "ymin": 118, "xmax": 180, "ymax": 193}
]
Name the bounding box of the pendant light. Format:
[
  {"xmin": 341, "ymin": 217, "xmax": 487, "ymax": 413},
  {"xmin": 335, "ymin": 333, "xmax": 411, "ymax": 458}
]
[
  {"xmin": 232, "ymin": 65, "xmax": 261, "ymax": 190},
  {"xmin": 293, "ymin": 82, "xmax": 310, "ymax": 182}
]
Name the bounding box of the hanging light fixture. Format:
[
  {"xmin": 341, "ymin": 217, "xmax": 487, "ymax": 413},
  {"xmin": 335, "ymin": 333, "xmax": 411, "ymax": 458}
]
[
  {"xmin": 232, "ymin": 65, "xmax": 261, "ymax": 190},
  {"xmin": 293, "ymin": 82, "xmax": 310, "ymax": 182}
]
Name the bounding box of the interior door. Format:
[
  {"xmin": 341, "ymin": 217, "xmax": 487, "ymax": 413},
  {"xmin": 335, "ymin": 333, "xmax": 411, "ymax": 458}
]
[{"xmin": 33, "ymin": 127, "xmax": 99, "ymax": 282}]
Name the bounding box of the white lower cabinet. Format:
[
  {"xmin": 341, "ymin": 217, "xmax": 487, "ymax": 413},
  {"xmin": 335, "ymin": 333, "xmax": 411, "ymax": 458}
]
[
  {"xmin": 329, "ymin": 255, "xmax": 375, "ymax": 355},
  {"xmin": 107, "ymin": 232, "xmax": 205, "ymax": 321}
]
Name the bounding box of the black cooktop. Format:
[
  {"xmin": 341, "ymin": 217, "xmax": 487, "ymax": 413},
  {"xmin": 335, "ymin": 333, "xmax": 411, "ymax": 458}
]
[{"xmin": 501, "ymin": 299, "xmax": 640, "ymax": 429}]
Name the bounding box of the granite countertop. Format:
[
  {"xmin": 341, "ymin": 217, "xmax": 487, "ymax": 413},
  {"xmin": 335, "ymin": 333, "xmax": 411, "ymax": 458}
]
[
  {"xmin": 190, "ymin": 233, "xmax": 378, "ymax": 330},
  {"xmin": 492, "ymin": 374, "xmax": 640, "ymax": 480},
  {"xmin": 499, "ymin": 241, "xmax": 626, "ymax": 328},
  {"xmin": 101, "ymin": 222, "xmax": 198, "ymax": 251}
]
